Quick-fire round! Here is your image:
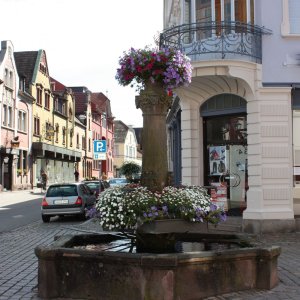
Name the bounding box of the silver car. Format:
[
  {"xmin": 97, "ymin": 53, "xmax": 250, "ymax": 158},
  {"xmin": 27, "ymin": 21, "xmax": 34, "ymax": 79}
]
[{"xmin": 41, "ymin": 183, "xmax": 96, "ymax": 222}]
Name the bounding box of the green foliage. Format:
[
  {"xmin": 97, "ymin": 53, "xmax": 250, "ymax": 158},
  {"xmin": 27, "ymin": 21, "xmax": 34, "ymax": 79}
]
[{"xmin": 119, "ymin": 162, "xmax": 141, "ymax": 180}]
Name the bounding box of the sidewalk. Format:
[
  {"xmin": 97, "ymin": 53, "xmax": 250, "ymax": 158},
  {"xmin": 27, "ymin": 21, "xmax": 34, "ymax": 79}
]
[{"xmin": 0, "ymin": 189, "xmax": 44, "ymax": 208}]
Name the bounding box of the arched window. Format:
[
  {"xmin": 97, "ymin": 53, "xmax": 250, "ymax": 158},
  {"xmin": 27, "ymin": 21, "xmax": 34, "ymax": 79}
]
[{"xmin": 200, "ymin": 93, "xmax": 246, "ymax": 117}]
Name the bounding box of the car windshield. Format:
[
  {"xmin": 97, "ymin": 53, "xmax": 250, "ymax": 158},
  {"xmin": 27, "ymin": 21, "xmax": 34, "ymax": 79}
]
[{"xmin": 46, "ymin": 185, "xmax": 78, "ymax": 197}]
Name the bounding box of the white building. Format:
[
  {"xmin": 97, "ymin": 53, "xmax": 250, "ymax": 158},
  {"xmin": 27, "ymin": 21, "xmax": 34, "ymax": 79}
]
[
  {"xmin": 163, "ymin": 0, "xmax": 300, "ymax": 233},
  {"xmin": 113, "ymin": 120, "xmax": 141, "ymax": 178}
]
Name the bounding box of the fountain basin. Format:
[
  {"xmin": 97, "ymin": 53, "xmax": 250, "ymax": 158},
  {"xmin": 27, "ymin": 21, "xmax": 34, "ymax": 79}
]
[{"xmin": 35, "ymin": 233, "xmax": 280, "ymax": 300}]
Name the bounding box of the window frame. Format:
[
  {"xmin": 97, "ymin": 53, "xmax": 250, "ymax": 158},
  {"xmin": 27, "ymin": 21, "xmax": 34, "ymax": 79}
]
[
  {"xmin": 281, "ymin": 0, "xmax": 300, "ymax": 36},
  {"xmin": 34, "ymin": 116, "xmax": 40, "ymax": 136},
  {"xmin": 18, "ymin": 110, "xmax": 27, "ymax": 132}
]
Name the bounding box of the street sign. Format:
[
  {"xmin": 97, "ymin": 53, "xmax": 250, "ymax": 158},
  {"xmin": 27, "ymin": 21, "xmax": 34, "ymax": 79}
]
[{"xmin": 93, "ymin": 140, "xmax": 107, "ymax": 160}]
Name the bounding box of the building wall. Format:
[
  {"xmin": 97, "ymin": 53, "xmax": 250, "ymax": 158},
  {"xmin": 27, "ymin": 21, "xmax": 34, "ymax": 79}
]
[
  {"xmin": 258, "ymin": 0, "xmax": 300, "ymax": 84},
  {"xmin": 176, "ymin": 60, "xmax": 294, "ymax": 232},
  {"xmin": 0, "ymin": 40, "xmax": 29, "ymax": 191},
  {"xmin": 114, "ymin": 129, "xmax": 141, "ymax": 177}
]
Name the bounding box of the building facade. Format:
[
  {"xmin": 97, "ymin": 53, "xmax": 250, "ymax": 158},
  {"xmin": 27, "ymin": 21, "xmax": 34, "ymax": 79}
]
[
  {"xmin": 0, "ymin": 40, "xmax": 32, "ymax": 191},
  {"xmin": 113, "ymin": 120, "xmax": 141, "ymax": 177},
  {"xmin": 91, "ymin": 92, "xmax": 114, "ymax": 180},
  {"xmin": 14, "ymin": 50, "xmax": 81, "ymax": 187},
  {"xmin": 163, "ymin": 0, "xmax": 300, "ymax": 233}
]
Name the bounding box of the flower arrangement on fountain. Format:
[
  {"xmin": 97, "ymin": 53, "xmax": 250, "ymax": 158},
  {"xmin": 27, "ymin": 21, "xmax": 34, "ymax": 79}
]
[
  {"xmin": 115, "ymin": 46, "xmax": 192, "ymax": 92},
  {"xmin": 94, "ymin": 185, "xmax": 227, "ymax": 231}
]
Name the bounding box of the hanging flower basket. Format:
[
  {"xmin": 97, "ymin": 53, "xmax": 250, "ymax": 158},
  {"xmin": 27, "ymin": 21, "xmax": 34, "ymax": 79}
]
[{"xmin": 115, "ymin": 47, "xmax": 192, "ymax": 92}]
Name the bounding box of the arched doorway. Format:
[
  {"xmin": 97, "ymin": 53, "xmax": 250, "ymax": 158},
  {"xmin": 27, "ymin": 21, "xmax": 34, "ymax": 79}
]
[{"xmin": 201, "ymin": 93, "xmax": 247, "ymax": 216}]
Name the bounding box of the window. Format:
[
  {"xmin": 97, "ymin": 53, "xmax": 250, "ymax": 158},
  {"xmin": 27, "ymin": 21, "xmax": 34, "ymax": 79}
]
[
  {"xmin": 4, "ymin": 69, "xmax": 8, "ymax": 85},
  {"xmin": 70, "ymin": 128, "xmax": 73, "ymax": 147},
  {"xmin": 34, "ymin": 117, "xmax": 40, "ymax": 135},
  {"xmin": 18, "ymin": 110, "xmax": 27, "ymax": 132},
  {"xmin": 88, "ymin": 138, "xmax": 91, "ymax": 152},
  {"xmin": 187, "ymin": 0, "xmax": 254, "ymax": 27},
  {"xmin": 55, "ymin": 124, "xmax": 59, "ymax": 143},
  {"xmin": 36, "ymin": 86, "xmax": 43, "ymax": 106},
  {"xmin": 76, "ymin": 133, "xmax": 80, "ymax": 149},
  {"xmin": 23, "ymin": 150, "xmax": 28, "ymax": 172},
  {"xmin": 45, "ymin": 92, "xmax": 50, "ymax": 110},
  {"xmin": 289, "ymin": 0, "xmax": 300, "ymax": 34},
  {"xmin": 282, "ymin": 0, "xmax": 300, "ymax": 35},
  {"xmin": 19, "ymin": 77, "xmax": 26, "ymax": 91},
  {"xmin": 82, "ymin": 136, "xmax": 86, "ymax": 150},
  {"xmin": 3, "ymin": 104, "xmax": 7, "ymax": 126},
  {"xmin": 2, "ymin": 104, "xmax": 13, "ymax": 128},
  {"xmin": 62, "ymin": 127, "xmax": 66, "ymax": 144},
  {"xmin": 114, "ymin": 145, "xmax": 119, "ymax": 156}
]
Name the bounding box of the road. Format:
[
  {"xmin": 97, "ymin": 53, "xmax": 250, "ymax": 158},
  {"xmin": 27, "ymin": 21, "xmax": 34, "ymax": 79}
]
[{"xmin": 0, "ymin": 197, "xmax": 43, "ymax": 232}]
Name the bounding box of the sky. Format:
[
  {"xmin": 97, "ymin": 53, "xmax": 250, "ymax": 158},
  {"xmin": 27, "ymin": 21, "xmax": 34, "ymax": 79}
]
[{"xmin": 0, "ymin": 0, "xmax": 164, "ymax": 127}]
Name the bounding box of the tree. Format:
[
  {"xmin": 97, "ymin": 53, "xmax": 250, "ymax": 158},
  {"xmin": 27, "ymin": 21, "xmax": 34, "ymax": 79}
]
[{"xmin": 119, "ymin": 162, "xmax": 141, "ymax": 181}]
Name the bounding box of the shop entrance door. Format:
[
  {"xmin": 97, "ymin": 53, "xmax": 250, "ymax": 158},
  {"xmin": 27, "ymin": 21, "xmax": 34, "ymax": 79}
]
[{"xmin": 204, "ymin": 114, "xmax": 248, "ymax": 216}]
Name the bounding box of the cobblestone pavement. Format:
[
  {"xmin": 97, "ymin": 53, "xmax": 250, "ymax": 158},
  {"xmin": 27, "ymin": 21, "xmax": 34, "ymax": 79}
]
[{"xmin": 0, "ymin": 220, "xmax": 299, "ymax": 300}]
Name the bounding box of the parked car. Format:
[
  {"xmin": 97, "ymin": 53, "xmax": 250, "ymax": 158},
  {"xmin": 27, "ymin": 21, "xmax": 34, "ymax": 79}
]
[
  {"xmin": 108, "ymin": 178, "xmax": 129, "ymax": 188},
  {"xmin": 41, "ymin": 183, "xmax": 97, "ymax": 223},
  {"xmin": 82, "ymin": 180, "xmax": 110, "ymax": 198}
]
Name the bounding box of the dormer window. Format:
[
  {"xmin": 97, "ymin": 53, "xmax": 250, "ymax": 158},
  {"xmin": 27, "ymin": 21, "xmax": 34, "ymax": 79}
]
[{"xmin": 19, "ymin": 77, "xmax": 26, "ymax": 91}]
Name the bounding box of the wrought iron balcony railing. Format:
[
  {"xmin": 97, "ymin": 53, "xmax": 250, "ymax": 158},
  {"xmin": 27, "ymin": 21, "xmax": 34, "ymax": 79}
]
[{"xmin": 160, "ymin": 21, "xmax": 272, "ymax": 64}]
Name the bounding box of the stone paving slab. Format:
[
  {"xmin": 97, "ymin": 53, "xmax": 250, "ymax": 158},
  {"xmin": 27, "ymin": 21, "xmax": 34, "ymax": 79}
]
[{"xmin": 0, "ymin": 220, "xmax": 300, "ymax": 300}]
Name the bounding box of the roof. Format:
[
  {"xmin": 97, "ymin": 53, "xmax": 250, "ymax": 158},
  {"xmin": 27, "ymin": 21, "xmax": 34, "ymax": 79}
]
[
  {"xmin": 50, "ymin": 77, "xmax": 66, "ymax": 92},
  {"xmin": 73, "ymin": 91, "xmax": 87, "ymax": 114},
  {"xmin": 113, "ymin": 120, "xmax": 130, "ymax": 143},
  {"xmin": 91, "ymin": 92, "xmax": 113, "ymax": 119},
  {"xmin": 14, "ymin": 51, "xmax": 39, "ymax": 89}
]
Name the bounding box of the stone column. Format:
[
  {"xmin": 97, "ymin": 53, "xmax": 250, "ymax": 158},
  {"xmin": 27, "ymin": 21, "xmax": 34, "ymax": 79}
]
[
  {"xmin": 180, "ymin": 97, "xmax": 202, "ymax": 186},
  {"xmin": 136, "ymin": 83, "xmax": 172, "ymax": 192},
  {"xmin": 243, "ymin": 87, "xmax": 295, "ymax": 233}
]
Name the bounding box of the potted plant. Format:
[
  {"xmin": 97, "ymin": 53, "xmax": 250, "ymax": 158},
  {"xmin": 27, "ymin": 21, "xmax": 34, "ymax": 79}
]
[
  {"xmin": 116, "ymin": 46, "xmax": 192, "ymax": 92},
  {"xmin": 94, "ymin": 184, "xmax": 226, "ymax": 231}
]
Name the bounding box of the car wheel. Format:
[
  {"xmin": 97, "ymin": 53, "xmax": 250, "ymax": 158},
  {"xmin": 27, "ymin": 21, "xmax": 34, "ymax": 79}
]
[{"xmin": 42, "ymin": 215, "xmax": 51, "ymax": 223}]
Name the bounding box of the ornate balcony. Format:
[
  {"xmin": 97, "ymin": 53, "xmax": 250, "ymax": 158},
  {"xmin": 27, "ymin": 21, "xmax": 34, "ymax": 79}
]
[{"xmin": 160, "ymin": 22, "xmax": 271, "ymax": 64}]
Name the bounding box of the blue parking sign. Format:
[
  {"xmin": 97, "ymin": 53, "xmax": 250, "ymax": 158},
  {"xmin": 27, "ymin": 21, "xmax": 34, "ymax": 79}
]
[{"xmin": 94, "ymin": 140, "xmax": 107, "ymax": 153}]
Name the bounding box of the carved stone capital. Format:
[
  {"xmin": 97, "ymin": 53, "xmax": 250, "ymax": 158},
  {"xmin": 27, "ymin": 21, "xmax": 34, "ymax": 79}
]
[{"xmin": 135, "ymin": 84, "xmax": 172, "ymax": 115}]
